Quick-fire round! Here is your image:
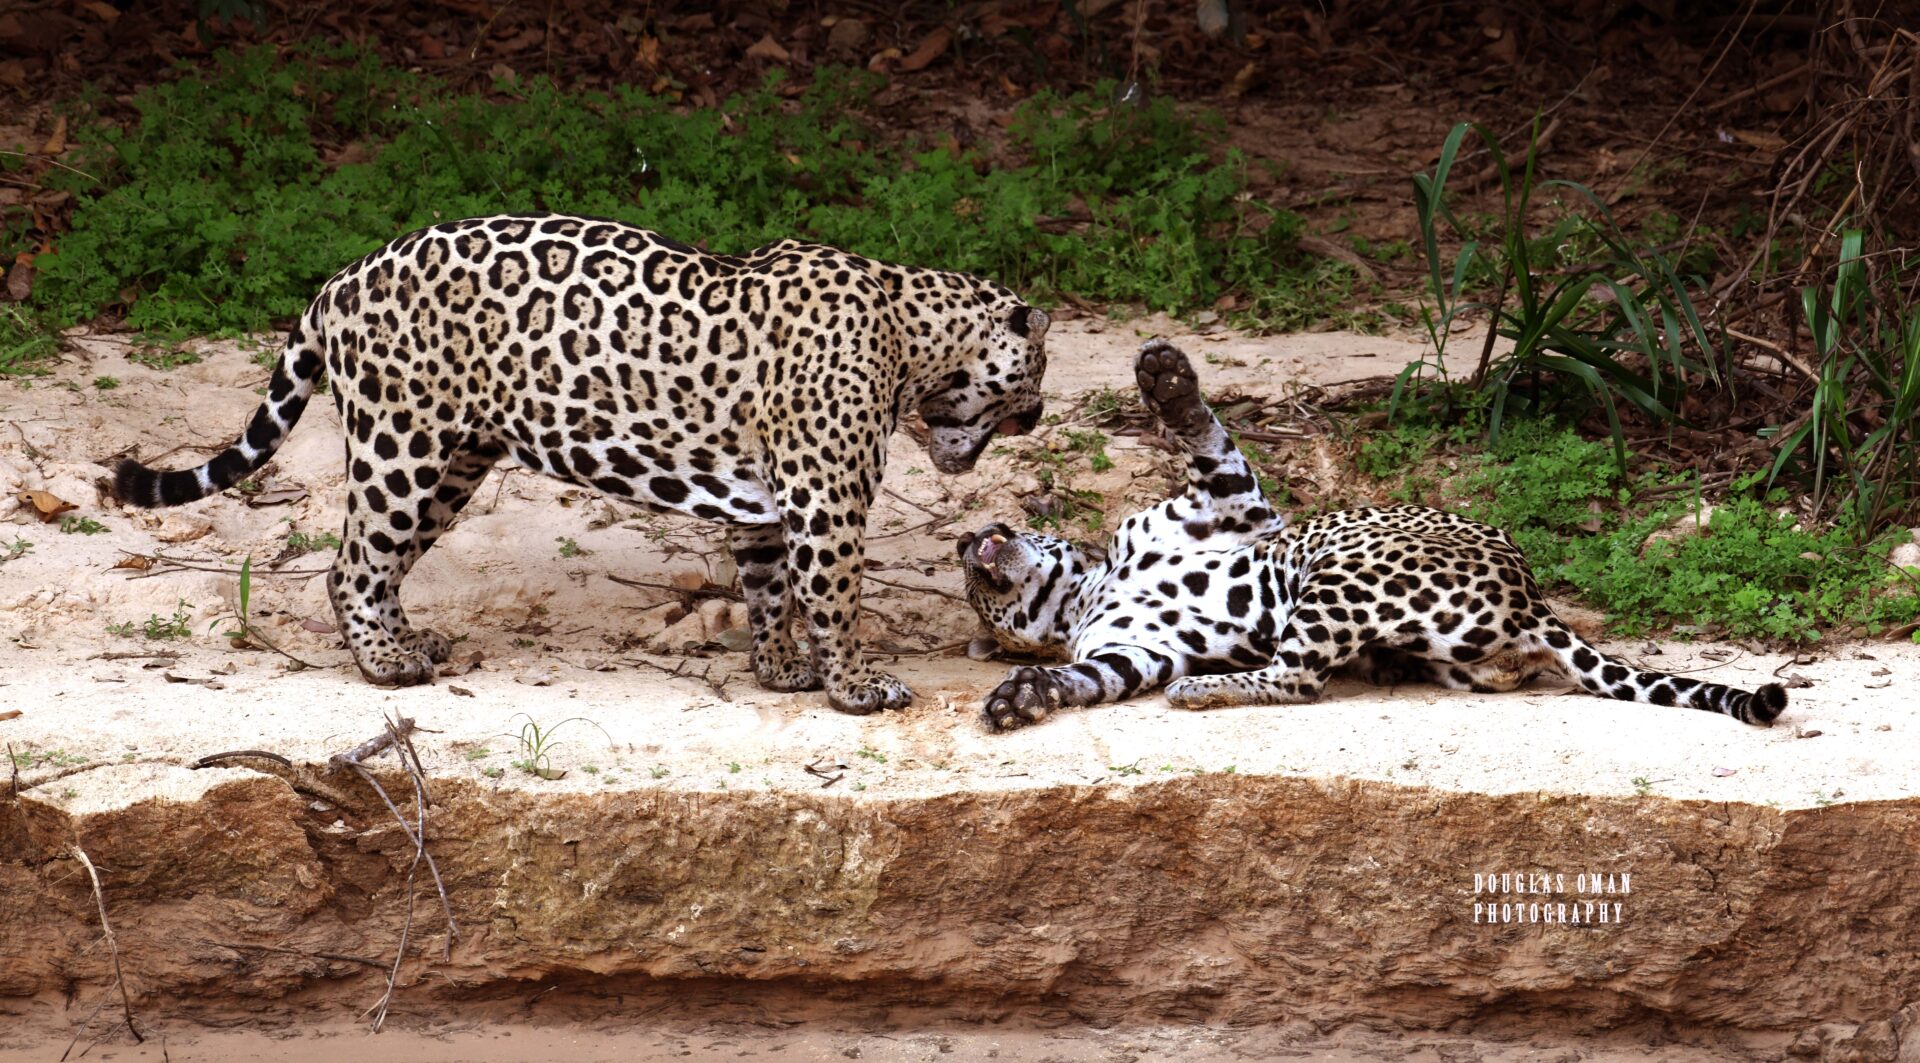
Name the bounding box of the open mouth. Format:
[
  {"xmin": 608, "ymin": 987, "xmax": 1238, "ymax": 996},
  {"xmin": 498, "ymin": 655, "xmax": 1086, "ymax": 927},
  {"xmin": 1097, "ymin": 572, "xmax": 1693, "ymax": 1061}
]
[{"xmin": 963, "ymin": 523, "xmax": 1015, "ymax": 588}]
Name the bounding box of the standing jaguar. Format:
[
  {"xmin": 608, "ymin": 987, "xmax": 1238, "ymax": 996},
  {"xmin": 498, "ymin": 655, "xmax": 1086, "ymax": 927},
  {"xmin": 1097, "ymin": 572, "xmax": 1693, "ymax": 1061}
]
[
  {"xmin": 115, "ymin": 213, "xmax": 1050, "ymax": 713},
  {"xmin": 958, "ymin": 340, "xmax": 1787, "ymax": 731}
]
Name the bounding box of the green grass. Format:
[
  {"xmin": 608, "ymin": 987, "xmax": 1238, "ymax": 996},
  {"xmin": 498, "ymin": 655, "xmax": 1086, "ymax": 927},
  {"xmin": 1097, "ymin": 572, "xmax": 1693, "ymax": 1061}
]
[
  {"xmin": 12, "ymin": 46, "xmax": 1337, "ymax": 347},
  {"xmin": 1360, "ymin": 417, "xmax": 1920, "ymax": 643},
  {"xmin": 58, "ymin": 515, "xmax": 106, "ymax": 535}
]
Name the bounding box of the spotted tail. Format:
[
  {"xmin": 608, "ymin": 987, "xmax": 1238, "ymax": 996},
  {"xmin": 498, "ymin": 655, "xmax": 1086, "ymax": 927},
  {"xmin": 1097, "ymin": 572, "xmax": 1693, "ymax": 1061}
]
[
  {"xmin": 114, "ymin": 305, "xmax": 325, "ymax": 508},
  {"xmin": 1547, "ymin": 626, "xmax": 1786, "ymax": 726}
]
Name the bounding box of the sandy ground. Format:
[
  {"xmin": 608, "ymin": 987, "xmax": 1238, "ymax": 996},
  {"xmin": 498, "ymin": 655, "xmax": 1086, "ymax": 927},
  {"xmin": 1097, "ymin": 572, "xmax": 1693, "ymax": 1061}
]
[
  {"xmin": 1, "ymin": 316, "xmax": 1913, "ymax": 813},
  {"xmin": 3, "ymin": 317, "xmax": 1912, "ymax": 1062}
]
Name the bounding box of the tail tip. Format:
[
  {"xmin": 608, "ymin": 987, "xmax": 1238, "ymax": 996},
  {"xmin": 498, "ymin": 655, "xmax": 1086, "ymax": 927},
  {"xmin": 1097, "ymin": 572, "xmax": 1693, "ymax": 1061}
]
[
  {"xmin": 112, "ymin": 459, "xmax": 158, "ymax": 508},
  {"xmin": 1747, "ymin": 683, "xmax": 1788, "ymax": 726}
]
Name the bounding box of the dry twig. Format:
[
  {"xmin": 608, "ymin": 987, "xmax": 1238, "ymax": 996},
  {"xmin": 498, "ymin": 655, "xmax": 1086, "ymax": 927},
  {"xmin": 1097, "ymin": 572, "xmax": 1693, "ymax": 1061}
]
[{"xmin": 63, "ymin": 845, "xmax": 144, "ymax": 1058}]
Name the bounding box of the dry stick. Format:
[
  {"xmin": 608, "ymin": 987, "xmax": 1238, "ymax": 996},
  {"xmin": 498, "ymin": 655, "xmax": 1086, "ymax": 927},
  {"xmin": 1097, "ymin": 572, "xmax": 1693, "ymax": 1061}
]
[
  {"xmin": 1705, "ymin": 61, "xmax": 1814, "ymax": 113},
  {"xmin": 64, "ymin": 846, "xmax": 143, "ymax": 1058},
  {"xmin": 862, "ymin": 575, "xmax": 968, "ymax": 603}
]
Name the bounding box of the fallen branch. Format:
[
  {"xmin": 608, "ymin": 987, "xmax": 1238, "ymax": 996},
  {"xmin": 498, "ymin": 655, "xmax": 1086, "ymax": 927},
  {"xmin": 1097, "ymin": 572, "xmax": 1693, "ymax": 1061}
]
[
  {"xmin": 624, "ymin": 656, "xmax": 733, "ymax": 701},
  {"xmin": 605, "ymin": 573, "xmax": 743, "ymax": 601},
  {"xmin": 331, "ymin": 716, "xmax": 457, "ymax": 1032},
  {"xmin": 63, "ymin": 845, "xmax": 144, "ymax": 1059}
]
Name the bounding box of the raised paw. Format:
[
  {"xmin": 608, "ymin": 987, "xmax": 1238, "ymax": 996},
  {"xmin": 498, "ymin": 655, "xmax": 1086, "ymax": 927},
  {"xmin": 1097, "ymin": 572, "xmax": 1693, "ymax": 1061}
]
[
  {"xmin": 981, "ymin": 665, "xmax": 1064, "ymax": 732},
  {"xmin": 827, "ymin": 670, "xmax": 914, "ymax": 715},
  {"xmin": 355, "ymin": 648, "xmax": 438, "ymax": 687},
  {"xmin": 1135, "ymin": 340, "xmax": 1213, "ymax": 437}
]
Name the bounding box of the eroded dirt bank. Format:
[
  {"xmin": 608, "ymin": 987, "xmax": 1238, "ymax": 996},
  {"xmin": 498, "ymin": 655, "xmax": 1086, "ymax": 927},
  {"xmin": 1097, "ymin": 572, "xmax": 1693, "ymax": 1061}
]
[{"xmin": 4, "ymin": 764, "xmax": 1920, "ymax": 1045}]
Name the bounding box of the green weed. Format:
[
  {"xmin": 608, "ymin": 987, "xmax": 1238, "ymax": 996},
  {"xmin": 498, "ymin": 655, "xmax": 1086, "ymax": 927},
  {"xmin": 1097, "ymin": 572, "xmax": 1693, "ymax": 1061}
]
[
  {"xmin": 555, "ymin": 536, "xmax": 588, "ymax": 559},
  {"xmin": 58, "ymin": 515, "xmax": 106, "ymax": 535},
  {"xmin": 286, "ymin": 529, "xmax": 341, "ymax": 552},
  {"xmin": 92, "ymin": 375, "xmax": 119, "ymax": 389}
]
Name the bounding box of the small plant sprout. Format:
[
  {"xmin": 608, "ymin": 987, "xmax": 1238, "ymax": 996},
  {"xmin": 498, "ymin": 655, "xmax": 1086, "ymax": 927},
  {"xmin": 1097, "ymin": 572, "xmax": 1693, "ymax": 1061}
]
[
  {"xmin": 207, "ymin": 556, "xmax": 313, "ymax": 669},
  {"xmin": 59, "ymin": 515, "xmax": 107, "ymax": 535},
  {"xmin": 144, "ymin": 600, "xmax": 194, "ymax": 640},
  {"xmin": 505, "ymin": 713, "xmax": 613, "ymax": 781},
  {"xmin": 556, "ymin": 536, "xmax": 588, "ymax": 558}
]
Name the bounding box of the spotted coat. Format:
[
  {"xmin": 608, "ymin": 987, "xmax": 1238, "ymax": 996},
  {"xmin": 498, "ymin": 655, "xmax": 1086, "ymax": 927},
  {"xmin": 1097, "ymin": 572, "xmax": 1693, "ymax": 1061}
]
[
  {"xmin": 958, "ymin": 340, "xmax": 1787, "ymax": 732},
  {"xmin": 117, "ymin": 214, "xmax": 1050, "ymax": 712}
]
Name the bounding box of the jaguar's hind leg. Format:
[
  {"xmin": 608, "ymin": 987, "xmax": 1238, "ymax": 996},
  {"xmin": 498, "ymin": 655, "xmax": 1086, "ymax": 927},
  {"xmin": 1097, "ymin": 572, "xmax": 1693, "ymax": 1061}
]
[
  {"xmin": 729, "ymin": 522, "xmax": 821, "ymax": 692},
  {"xmin": 381, "ymin": 442, "xmax": 502, "ymax": 664},
  {"xmin": 1132, "ymin": 339, "xmax": 1282, "ymax": 541},
  {"xmin": 327, "ymin": 433, "xmax": 473, "ymax": 686}
]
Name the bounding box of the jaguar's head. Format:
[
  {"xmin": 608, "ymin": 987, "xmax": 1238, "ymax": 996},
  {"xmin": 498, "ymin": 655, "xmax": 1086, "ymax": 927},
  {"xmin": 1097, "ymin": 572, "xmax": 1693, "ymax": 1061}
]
[
  {"xmin": 956, "ymin": 522, "xmax": 1100, "ymax": 656},
  {"xmin": 918, "ymin": 302, "xmax": 1050, "ymax": 474}
]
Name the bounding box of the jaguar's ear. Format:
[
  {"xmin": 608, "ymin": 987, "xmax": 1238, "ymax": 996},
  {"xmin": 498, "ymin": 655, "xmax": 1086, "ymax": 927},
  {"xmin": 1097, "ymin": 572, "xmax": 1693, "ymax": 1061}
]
[
  {"xmin": 1009, "ymin": 305, "xmax": 1050, "ymax": 341},
  {"xmin": 955, "ymin": 532, "xmax": 976, "ymax": 558},
  {"xmin": 1080, "ymin": 541, "xmax": 1108, "ymax": 565}
]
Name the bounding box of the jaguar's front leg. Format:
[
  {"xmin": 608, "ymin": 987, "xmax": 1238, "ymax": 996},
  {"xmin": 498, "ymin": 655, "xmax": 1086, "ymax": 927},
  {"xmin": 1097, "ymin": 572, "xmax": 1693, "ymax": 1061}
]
[
  {"xmin": 728, "ymin": 523, "xmax": 820, "ymax": 693},
  {"xmin": 981, "ymin": 646, "xmax": 1177, "ymax": 732},
  {"xmin": 775, "ymin": 492, "xmax": 912, "ymax": 715}
]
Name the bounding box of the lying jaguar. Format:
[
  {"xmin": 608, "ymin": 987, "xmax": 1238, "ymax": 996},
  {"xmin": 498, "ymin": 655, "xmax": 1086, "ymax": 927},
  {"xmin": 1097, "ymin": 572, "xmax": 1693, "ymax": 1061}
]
[
  {"xmin": 115, "ymin": 214, "xmax": 1049, "ymax": 713},
  {"xmin": 958, "ymin": 340, "xmax": 1787, "ymax": 732}
]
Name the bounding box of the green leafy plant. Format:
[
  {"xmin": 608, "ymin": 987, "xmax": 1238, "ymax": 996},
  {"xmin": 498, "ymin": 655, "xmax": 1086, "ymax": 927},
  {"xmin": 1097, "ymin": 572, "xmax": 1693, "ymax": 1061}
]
[
  {"xmin": 1764, "ymin": 230, "xmax": 1920, "ymax": 540},
  {"xmin": 22, "ymin": 48, "xmax": 1335, "ymax": 350},
  {"xmin": 58, "ymin": 515, "xmax": 106, "ymax": 535},
  {"xmin": 1400, "ymin": 121, "xmax": 1726, "ymax": 469}
]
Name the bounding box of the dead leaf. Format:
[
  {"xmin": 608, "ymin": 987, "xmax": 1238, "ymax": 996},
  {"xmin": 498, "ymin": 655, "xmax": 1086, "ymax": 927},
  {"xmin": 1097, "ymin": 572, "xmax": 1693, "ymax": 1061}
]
[
  {"xmin": 1797, "ymin": 729, "xmax": 1824, "ymax": 739},
  {"xmin": 745, "ymin": 33, "xmax": 790, "ymax": 62},
  {"xmin": 0, "ymin": 60, "xmax": 26, "ymax": 89},
  {"xmin": 438, "ymin": 650, "xmax": 485, "ymax": 677},
  {"xmin": 516, "ymin": 667, "xmax": 556, "ymax": 687},
  {"xmin": 244, "ymin": 485, "xmax": 310, "ymax": 507},
  {"xmin": 532, "ymin": 765, "xmax": 566, "ymax": 780},
  {"xmin": 1781, "ymin": 672, "xmax": 1816, "ymax": 689},
  {"xmin": 300, "ymin": 617, "xmax": 336, "ymax": 634},
  {"xmin": 449, "ymin": 685, "xmax": 474, "ymax": 697},
  {"xmin": 77, "ymin": 0, "xmax": 119, "ymax": 21},
  {"xmin": 163, "ymin": 671, "xmax": 224, "ymax": 690},
  {"xmin": 18, "ymin": 490, "xmax": 75, "ymax": 522},
  {"xmin": 211, "ymin": 661, "xmax": 237, "ymax": 675},
  {"xmin": 1225, "ymin": 61, "xmax": 1259, "ymax": 97},
  {"xmin": 0, "ymin": 709, "xmax": 21, "ymax": 722},
  {"xmin": 1731, "ymin": 129, "xmax": 1788, "ymax": 153},
  {"xmin": 1711, "ymin": 766, "xmax": 1737, "ymax": 777},
  {"xmin": 896, "ymin": 27, "xmax": 951, "ymax": 72},
  {"xmin": 112, "ymin": 554, "xmax": 152, "ymax": 571},
  {"xmin": 714, "ymin": 626, "xmax": 753, "ymax": 652},
  {"xmin": 866, "ymin": 46, "xmax": 902, "ymax": 71},
  {"xmin": 41, "ymin": 115, "xmax": 66, "ymax": 155},
  {"xmin": 6, "ymin": 257, "xmax": 31, "ymax": 303}
]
